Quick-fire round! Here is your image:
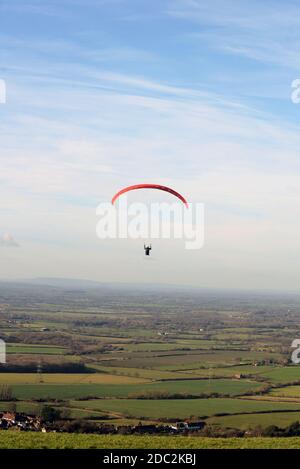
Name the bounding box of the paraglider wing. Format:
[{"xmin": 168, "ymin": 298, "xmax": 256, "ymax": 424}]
[{"xmin": 111, "ymin": 184, "xmax": 188, "ymax": 208}]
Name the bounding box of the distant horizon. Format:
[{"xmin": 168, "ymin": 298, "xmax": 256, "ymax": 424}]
[{"xmin": 0, "ymin": 276, "xmax": 300, "ymax": 296}]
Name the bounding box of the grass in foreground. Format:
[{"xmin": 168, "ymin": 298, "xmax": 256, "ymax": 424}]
[{"xmin": 1, "ymin": 432, "xmax": 300, "ymax": 449}]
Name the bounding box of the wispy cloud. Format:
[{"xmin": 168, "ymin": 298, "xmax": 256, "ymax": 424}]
[
  {"xmin": 168, "ymin": 0, "xmax": 300, "ymax": 70},
  {"xmin": 1, "ymin": 0, "xmax": 300, "ymax": 288},
  {"xmin": 1, "ymin": 0, "xmax": 123, "ymax": 16}
]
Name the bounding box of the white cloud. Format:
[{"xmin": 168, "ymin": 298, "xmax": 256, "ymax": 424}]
[{"xmin": 1, "ymin": 5, "xmax": 300, "ymax": 289}]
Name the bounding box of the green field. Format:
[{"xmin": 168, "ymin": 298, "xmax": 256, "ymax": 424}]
[
  {"xmin": 208, "ymin": 411, "xmax": 300, "ymax": 429},
  {"xmin": 270, "ymin": 385, "xmax": 300, "ymax": 398},
  {"xmin": 173, "ymin": 364, "xmax": 279, "ymax": 378},
  {"xmin": 258, "ymin": 367, "xmax": 300, "ymax": 384},
  {"xmin": 153, "ymin": 351, "xmax": 278, "ymax": 370},
  {"xmin": 92, "ymin": 365, "xmax": 206, "ymax": 380},
  {"xmin": 120, "ymin": 340, "xmax": 217, "ymax": 352},
  {"xmin": 10, "ymin": 378, "xmax": 263, "ymax": 400},
  {"xmin": 7, "ymin": 344, "xmax": 67, "ymax": 355},
  {"xmin": 71, "ymin": 398, "xmax": 300, "ymax": 419},
  {"xmin": 0, "ymin": 373, "xmax": 148, "ymax": 385}
]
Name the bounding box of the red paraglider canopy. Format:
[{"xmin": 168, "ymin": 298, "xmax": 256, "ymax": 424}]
[{"xmin": 111, "ymin": 184, "xmax": 188, "ymax": 208}]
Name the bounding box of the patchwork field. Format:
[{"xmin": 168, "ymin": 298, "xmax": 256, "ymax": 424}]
[{"xmin": 2, "ymin": 283, "xmax": 300, "ymax": 445}]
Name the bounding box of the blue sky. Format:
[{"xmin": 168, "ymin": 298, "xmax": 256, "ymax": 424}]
[{"xmin": 1, "ymin": 0, "xmax": 300, "ymax": 289}]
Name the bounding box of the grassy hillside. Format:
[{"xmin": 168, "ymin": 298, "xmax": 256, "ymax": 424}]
[{"xmin": 1, "ymin": 432, "xmax": 300, "ymax": 449}]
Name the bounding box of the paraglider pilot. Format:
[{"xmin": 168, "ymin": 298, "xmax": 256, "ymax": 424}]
[{"xmin": 144, "ymin": 244, "xmax": 152, "ymax": 256}]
